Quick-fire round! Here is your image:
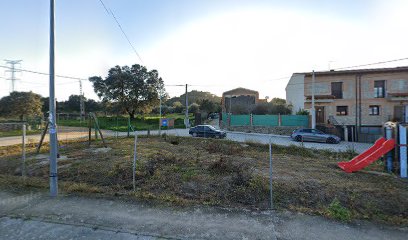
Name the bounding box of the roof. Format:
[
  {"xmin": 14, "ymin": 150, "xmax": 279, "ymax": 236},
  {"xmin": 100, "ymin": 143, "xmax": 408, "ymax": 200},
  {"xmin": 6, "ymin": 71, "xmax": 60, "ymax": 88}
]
[
  {"xmin": 297, "ymin": 66, "xmax": 408, "ymax": 77},
  {"xmin": 222, "ymin": 87, "xmax": 259, "ymax": 96}
]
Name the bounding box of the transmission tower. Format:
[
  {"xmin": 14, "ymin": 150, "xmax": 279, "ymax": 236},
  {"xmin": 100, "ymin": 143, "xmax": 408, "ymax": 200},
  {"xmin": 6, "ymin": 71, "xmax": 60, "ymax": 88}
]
[
  {"xmin": 4, "ymin": 60, "xmax": 22, "ymax": 92},
  {"xmin": 79, "ymin": 80, "xmax": 85, "ymax": 122}
]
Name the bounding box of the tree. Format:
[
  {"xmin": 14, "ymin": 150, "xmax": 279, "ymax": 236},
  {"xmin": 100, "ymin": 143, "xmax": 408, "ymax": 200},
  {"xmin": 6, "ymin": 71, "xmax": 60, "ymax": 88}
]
[
  {"xmin": 85, "ymin": 99, "xmax": 103, "ymax": 113},
  {"xmin": 172, "ymin": 101, "xmax": 184, "ymax": 113},
  {"xmin": 188, "ymin": 103, "xmax": 200, "ymax": 113},
  {"xmin": 199, "ymin": 99, "xmax": 216, "ymax": 113},
  {"xmin": 250, "ymin": 101, "xmax": 292, "ymax": 115},
  {"xmin": 64, "ymin": 95, "xmax": 82, "ymax": 112},
  {"xmin": 251, "ymin": 102, "xmax": 270, "ymax": 115},
  {"xmin": 89, "ymin": 64, "xmax": 165, "ymax": 119},
  {"xmin": 296, "ymin": 108, "xmax": 309, "ymax": 115},
  {"xmin": 270, "ymin": 97, "xmax": 286, "ymax": 105},
  {"xmin": 0, "ymin": 91, "xmax": 43, "ymax": 120},
  {"xmin": 165, "ymin": 90, "xmax": 221, "ymax": 107}
]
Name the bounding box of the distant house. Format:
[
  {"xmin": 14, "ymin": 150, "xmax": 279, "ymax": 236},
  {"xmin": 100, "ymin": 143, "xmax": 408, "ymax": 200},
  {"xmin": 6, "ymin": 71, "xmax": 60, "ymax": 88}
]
[
  {"xmin": 285, "ymin": 73, "xmax": 305, "ymax": 114},
  {"xmin": 221, "ymin": 87, "xmax": 261, "ymax": 113},
  {"xmin": 286, "ymin": 66, "xmax": 408, "ymax": 142}
]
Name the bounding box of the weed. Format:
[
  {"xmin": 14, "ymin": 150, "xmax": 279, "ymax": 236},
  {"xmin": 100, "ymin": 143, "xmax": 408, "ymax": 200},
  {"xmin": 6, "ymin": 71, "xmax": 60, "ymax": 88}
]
[
  {"xmin": 326, "ymin": 198, "xmax": 352, "ymax": 221},
  {"xmin": 65, "ymin": 183, "xmax": 103, "ymax": 193}
]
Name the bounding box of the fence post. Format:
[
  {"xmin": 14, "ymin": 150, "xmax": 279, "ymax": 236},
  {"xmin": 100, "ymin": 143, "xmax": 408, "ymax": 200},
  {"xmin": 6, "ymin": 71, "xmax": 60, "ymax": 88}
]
[
  {"xmin": 127, "ymin": 117, "xmax": 131, "ymax": 137},
  {"xmin": 132, "ymin": 133, "xmax": 138, "ymax": 191},
  {"xmin": 115, "ymin": 116, "xmax": 118, "ymax": 139},
  {"xmin": 385, "ymin": 124, "xmax": 393, "ymax": 173},
  {"xmin": 22, "ymin": 124, "xmax": 26, "ymax": 177},
  {"xmin": 269, "ymin": 137, "xmax": 274, "ymax": 209},
  {"xmin": 278, "ymin": 114, "xmax": 282, "ymax": 126},
  {"xmin": 399, "ymin": 125, "xmax": 407, "ymax": 178}
]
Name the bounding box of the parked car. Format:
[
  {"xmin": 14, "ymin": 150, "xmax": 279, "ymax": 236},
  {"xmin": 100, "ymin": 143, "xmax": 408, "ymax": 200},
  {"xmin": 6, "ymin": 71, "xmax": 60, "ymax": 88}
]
[
  {"xmin": 189, "ymin": 125, "xmax": 226, "ymax": 139},
  {"xmin": 291, "ymin": 128, "xmax": 341, "ymax": 144},
  {"xmin": 208, "ymin": 113, "xmax": 219, "ymax": 120}
]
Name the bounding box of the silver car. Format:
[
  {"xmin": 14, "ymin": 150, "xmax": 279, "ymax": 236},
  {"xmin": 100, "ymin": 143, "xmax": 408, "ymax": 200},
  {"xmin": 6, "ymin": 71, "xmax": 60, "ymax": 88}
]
[{"xmin": 291, "ymin": 128, "xmax": 341, "ymax": 144}]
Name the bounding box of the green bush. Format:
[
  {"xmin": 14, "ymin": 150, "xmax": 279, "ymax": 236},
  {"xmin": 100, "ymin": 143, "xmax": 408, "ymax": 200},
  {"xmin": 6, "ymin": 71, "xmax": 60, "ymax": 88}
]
[{"xmin": 327, "ymin": 198, "xmax": 351, "ymax": 221}]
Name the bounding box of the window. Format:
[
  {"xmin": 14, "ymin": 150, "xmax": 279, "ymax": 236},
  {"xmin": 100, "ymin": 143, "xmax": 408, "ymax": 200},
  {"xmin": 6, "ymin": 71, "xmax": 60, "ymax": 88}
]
[
  {"xmin": 331, "ymin": 82, "xmax": 343, "ymax": 99},
  {"xmin": 369, "ymin": 105, "xmax": 380, "ymax": 115},
  {"xmin": 374, "ymin": 80, "xmax": 385, "ymax": 98},
  {"xmin": 336, "ymin": 106, "xmax": 348, "ymax": 116},
  {"xmin": 311, "ymin": 129, "xmax": 323, "ymax": 134}
]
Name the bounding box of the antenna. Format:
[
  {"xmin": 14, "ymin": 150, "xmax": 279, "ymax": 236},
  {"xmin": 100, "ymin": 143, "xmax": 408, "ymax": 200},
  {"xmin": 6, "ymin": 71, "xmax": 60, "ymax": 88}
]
[{"xmin": 4, "ymin": 59, "xmax": 22, "ymax": 92}]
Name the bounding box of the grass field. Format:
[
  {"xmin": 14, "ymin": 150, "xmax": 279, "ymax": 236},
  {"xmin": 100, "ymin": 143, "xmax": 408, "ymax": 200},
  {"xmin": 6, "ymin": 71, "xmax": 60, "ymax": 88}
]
[
  {"xmin": 57, "ymin": 114, "xmax": 194, "ymax": 131},
  {"xmin": 0, "ymin": 136, "xmax": 407, "ymax": 225}
]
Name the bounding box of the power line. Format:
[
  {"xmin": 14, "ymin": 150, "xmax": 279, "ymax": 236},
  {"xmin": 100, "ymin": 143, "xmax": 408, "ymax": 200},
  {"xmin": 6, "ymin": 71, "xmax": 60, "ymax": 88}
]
[
  {"xmin": 333, "ymin": 57, "xmax": 408, "ymax": 70},
  {"xmin": 98, "ymin": 0, "xmax": 144, "ymax": 63},
  {"xmin": 0, "ymin": 65, "xmax": 86, "ymax": 82},
  {"xmin": 266, "ymin": 57, "xmax": 408, "ymax": 83}
]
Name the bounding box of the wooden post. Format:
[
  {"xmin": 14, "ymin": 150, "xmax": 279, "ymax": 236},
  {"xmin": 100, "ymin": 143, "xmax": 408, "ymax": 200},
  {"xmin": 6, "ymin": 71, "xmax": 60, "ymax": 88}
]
[{"xmin": 36, "ymin": 121, "xmax": 49, "ymax": 154}]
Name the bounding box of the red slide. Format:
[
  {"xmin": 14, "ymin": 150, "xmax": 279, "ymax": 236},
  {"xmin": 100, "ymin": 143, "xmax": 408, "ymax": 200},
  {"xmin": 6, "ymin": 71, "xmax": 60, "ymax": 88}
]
[{"xmin": 338, "ymin": 137, "xmax": 395, "ymax": 173}]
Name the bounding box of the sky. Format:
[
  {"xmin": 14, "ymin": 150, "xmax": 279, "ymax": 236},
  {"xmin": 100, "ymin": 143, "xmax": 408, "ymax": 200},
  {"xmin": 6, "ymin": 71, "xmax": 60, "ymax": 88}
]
[{"xmin": 1, "ymin": 0, "xmax": 408, "ymax": 101}]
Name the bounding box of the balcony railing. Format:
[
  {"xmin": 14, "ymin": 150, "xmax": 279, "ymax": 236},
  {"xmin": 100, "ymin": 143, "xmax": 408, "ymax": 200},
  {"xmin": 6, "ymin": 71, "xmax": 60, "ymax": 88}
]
[{"xmin": 386, "ymin": 92, "xmax": 408, "ymax": 101}]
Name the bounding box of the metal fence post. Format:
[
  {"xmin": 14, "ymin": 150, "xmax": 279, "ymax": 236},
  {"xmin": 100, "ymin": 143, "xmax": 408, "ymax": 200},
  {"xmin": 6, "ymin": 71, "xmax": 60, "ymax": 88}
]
[
  {"xmin": 269, "ymin": 137, "xmax": 274, "ymax": 209},
  {"xmin": 127, "ymin": 117, "xmax": 130, "ymax": 137},
  {"xmin": 22, "ymin": 124, "xmax": 26, "ymax": 177},
  {"xmin": 385, "ymin": 124, "xmax": 393, "ymax": 173},
  {"xmin": 399, "ymin": 125, "xmax": 407, "ymax": 178},
  {"xmin": 115, "ymin": 116, "xmax": 118, "ymax": 139},
  {"xmin": 133, "ymin": 132, "xmax": 138, "ymax": 191}
]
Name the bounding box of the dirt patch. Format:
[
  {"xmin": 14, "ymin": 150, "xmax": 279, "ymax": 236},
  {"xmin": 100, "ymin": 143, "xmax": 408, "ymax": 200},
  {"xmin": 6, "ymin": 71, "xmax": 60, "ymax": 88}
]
[
  {"xmin": 83, "ymin": 147, "xmax": 112, "ymax": 154},
  {"xmin": 0, "ymin": 136, "xmax": 407, "ymax": 225}
]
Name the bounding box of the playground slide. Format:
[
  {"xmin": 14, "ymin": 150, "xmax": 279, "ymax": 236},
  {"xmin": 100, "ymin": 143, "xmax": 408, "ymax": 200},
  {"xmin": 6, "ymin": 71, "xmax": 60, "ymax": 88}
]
[
  {"xmin": 337, "ymin": 137, "xmax": 386, "ymax": 169},
  {"xmin": 338, "ymin": 138, "xmax": 395, "ymax": 173}
]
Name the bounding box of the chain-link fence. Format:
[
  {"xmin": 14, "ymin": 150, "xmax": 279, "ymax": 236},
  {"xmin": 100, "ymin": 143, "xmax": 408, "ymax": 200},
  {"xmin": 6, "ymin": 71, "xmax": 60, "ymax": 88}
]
[{"xmin": 0, "ymin": 119, "xmax": 406, "ymax": 224}]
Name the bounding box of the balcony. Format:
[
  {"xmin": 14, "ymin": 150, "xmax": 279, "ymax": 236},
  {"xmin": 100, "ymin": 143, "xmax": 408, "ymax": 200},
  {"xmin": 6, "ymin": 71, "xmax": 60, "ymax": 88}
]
[
  {"xmin": 305, "ymin": 95, "xmax": 336, "ymax": 103},
  {"xmin": 386, "ymin": 92, "xmax": 408, "ymax": 102}
]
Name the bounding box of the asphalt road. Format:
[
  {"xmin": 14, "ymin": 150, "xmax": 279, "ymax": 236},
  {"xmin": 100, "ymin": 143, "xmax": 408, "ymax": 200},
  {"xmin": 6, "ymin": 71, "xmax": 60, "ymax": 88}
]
[
  {"xmin": 0, "ymin": 191, "xmax": 406, "ymax": 240},
  {"xmin": 0, "ymin": 126, "xmax": 371, "ymax": 153}
]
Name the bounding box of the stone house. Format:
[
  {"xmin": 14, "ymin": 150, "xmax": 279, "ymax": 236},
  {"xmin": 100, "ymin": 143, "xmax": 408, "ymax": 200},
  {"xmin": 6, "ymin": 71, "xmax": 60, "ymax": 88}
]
[{"xmin": 221, "ymin": 87, "xmax": 261, "ymax": 114}]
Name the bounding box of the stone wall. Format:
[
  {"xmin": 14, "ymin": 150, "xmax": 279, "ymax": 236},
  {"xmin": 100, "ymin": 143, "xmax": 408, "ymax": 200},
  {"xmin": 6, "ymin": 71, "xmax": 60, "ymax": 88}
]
[{"xmin": 225, "ymin": 126, "xmax": 300, "ymax": 135}]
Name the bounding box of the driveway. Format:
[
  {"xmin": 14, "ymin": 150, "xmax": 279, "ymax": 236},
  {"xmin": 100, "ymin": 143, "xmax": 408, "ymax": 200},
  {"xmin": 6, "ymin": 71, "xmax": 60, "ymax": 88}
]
[
  {"xmin": 0, "ymin": 191, "xmax": 406, "ymax": 240},
  {"xmin": 0, "ymin": 126, "xmax": 371, "ymax": 154}
]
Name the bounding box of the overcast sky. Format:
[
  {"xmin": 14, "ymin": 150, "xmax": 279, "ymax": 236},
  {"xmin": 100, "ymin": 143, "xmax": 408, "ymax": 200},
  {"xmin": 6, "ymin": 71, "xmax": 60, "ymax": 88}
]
[{"xmin": 1, "ymin": 0, "xmax": 408, "ymax": 101}]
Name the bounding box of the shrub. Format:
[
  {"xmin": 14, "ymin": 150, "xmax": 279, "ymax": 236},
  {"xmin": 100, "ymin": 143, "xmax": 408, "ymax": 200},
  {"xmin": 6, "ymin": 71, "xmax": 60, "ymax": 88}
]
[{"xmin": 327, "ymin": 198, "xmax": 352, "ymax": 221}]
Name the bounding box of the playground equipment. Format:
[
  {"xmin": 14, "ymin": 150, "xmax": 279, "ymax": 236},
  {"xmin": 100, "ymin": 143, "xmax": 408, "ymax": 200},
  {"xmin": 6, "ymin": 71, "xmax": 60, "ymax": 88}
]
[
  {"xmin": 338, "ymin": 122, "xmax": 407, "ymax": 178},
  {"xmin": 36, "ymin": 112, "xmax": 107, "ymax": 154}
]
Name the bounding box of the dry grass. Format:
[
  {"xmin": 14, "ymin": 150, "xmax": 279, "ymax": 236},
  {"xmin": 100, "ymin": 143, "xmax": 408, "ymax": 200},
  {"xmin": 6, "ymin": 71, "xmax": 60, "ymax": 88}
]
[{"xmin": 0, "ymin": 135, "xmax": 407, "ymax": 225}]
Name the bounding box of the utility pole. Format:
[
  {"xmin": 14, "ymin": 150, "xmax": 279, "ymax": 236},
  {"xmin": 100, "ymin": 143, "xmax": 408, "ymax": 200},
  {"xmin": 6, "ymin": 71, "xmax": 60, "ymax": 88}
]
[
  {"xmin": 185, "ymin": 84, "xmax": 189, "ymax": 128},
  {"xmin": 4, "ymin": 59, "xmax": 22, "ymax": 92},
  {"xmin": 311, "ymin": 70, "xmax": 316, "ymax": 129},
  {"xmin": 79, "ymin": 80, "xmax": 85, "ymax": 122},
  {"xmin": 49, "ymin": 0, "xmax": 58, "ymax": 197}
]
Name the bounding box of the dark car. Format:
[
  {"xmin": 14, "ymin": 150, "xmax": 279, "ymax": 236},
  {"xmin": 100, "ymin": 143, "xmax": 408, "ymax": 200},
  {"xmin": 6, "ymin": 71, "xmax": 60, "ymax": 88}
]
[
  {"xmin": 290, "ymin": 128, "xmax": 341, "ymax": 144},
  {"xmin": 189, "ymin": 125, "xmax": 226, "ymax": 139}
]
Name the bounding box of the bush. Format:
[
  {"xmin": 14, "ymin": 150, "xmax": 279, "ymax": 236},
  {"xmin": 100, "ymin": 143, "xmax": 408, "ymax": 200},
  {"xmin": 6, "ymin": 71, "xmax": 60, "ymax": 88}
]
[
  {"xmin": 296, "ymin": 108, "xmax": 309, "ymax": 115},
  {"xmin": 327, "ymin": 198, "xmax": 352, "ymax": 221}
]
